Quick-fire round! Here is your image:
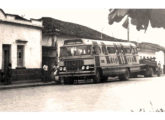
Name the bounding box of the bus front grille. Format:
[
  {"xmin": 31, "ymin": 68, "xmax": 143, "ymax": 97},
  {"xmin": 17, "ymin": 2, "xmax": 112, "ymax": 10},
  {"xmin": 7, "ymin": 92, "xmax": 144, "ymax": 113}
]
[{"xmin": 64, "ymin": 60, "xmax": 83, "ymax": 71}]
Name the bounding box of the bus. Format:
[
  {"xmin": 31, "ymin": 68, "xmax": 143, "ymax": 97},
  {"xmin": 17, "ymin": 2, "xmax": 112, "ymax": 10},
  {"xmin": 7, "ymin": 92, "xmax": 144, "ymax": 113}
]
[{"xmin": 58, "ymin": 38, "xmax": 155, "ymax": 84}]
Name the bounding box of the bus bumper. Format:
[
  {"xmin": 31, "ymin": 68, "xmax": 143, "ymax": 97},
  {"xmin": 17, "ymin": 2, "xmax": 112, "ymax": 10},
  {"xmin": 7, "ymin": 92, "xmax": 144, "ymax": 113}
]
[{"xmin": 59, "ymin": 71, "xmax": 95, "ymax": 77}]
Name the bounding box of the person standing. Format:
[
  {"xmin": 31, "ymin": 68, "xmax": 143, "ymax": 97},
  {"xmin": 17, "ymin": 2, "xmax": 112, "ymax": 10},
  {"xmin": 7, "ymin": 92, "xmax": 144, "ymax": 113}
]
[
  {"xmin": 4, "ymin": 63, "xmax": 12, "ymax": 85},
  {"xmin": 0, "ymin": 72, "xmax": 4, "ymax": 84},
  {"xmin": 42, "ymin": 64, "xmax": 49, "ymax": 82},
  {"xmin": 157, "ymin": 61, "xmax": 161, "ymax": 76}
]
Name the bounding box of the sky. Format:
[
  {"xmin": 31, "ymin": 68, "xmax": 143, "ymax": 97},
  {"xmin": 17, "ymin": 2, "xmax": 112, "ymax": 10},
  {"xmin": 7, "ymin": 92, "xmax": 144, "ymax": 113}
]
[{"xmin": 1, "ymin": 0, "xmax": 165, "ymax": 46}]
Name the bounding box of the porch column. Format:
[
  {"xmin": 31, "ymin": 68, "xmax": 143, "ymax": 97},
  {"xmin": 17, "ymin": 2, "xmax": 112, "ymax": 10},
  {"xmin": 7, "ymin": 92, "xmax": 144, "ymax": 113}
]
[{"xmin": 11, "ymin": 44, "xmax": 17, "ymax": 69}]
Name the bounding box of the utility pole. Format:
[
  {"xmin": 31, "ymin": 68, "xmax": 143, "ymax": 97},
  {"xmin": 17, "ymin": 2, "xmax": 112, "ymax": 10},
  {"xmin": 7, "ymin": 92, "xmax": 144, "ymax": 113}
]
[
  {"xmin": 101, "ymin": 27, "xmax": 104, "ymax": 40},
  {"xmin": 127, "ymin": 16, "xmax": 130, "ymax": 41}
]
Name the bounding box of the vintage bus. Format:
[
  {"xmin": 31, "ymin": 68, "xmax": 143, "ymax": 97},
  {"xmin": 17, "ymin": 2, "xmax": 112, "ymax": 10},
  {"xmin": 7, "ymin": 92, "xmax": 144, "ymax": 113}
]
[{"xmin": 58, "ymin": 38, "xmax": 154, "ymax": 84}]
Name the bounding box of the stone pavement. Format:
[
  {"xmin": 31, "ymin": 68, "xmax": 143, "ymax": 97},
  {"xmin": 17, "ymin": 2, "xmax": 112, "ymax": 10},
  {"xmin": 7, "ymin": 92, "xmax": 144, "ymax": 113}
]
[{"xmin": 0, "ymin": 79, "xmax": 57, "ymax": 90}]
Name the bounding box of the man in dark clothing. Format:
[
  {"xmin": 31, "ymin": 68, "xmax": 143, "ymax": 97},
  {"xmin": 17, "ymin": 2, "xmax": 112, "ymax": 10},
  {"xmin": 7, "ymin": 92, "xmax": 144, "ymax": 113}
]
[
  {"xmin": 0, "ymin": 72, "xmax": 5, "ymax": 84},
  {"xmin": 42, "ymin": 64, "xmax": 49, "ymax": 82},
  {"xmin": 4, "ymin": 63, "xmax": 12, "ymax": 85}
]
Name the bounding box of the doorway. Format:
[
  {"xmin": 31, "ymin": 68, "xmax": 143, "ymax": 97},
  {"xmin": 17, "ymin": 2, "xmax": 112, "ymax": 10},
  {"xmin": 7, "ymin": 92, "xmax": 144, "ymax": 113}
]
[{"xmin": 2, "ymin": 44, "xmax": 11, "ymax": 71}]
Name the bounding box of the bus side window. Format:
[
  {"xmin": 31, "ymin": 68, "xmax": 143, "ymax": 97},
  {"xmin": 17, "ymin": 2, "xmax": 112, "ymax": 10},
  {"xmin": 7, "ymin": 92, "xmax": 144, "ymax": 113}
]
[
  {"xmin": 93, "ymin": 46, "xmax": 101, "ymax": 55},
  {"xmin": 102, "ymin": 45, "xmax": 108, "ymax": 55},
  {"xmin": 131, "ymin": 47, "xmax": 135, "ymax": 54},
  {"xmin": 115, "ymin": 49, "xmax": 118, "ymax": 54},
  {"xmin": 134, "ymin": 48, "xmax": 138, "ymax": 54},
  {"xmin": 107, "ymin": 47, "xmax": 116, "ymax": 54},
  {"xmin": 116, "ymin": 46, "xmax": 121, "ymax": 54},
  {"xmin": 125, "ymin": 48, "xmax": 131, "ymax": 54}
]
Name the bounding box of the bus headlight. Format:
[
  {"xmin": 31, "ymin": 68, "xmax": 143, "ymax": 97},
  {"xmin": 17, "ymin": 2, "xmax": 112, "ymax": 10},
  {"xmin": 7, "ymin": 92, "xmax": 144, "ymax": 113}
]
[
  {"xmin": 59, "ymin": 67, "xmax": 63, "ymax": 71},
  {"xmin": 63, "ymin": 67, "xmax": 67, "ymax": 71},
  {"xmin": 81, "ymin": 65, "xmax": 94, "ymax": 71},
  {"xmin": 86, "ymin": 66, "xmax": 89, "ymax": 70},
  {"xmin": 82, "ymin": 66, "xmax": 85, "ymax": 70}
]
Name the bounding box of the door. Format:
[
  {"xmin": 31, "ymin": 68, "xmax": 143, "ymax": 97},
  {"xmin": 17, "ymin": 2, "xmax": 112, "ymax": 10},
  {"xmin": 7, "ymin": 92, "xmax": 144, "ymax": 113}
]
[
  {"xmin": 2, "ymin": 45, "xmax": 11, "ymax": 71},
  {"xmin": 17, "ymin": 45, "xmax": 24, "ymax": 67}
]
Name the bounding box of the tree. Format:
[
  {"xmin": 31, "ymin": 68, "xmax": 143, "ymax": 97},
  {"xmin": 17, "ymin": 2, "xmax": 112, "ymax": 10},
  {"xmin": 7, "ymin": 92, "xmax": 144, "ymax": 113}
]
[{"xmin": 108, "ymin": 9, "xmax": 165, "ymax": 31}]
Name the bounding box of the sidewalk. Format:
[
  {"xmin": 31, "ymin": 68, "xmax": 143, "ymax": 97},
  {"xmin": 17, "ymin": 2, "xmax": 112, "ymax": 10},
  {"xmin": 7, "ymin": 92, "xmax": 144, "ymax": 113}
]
[{"xmin": 0, "ymin": 79, "xmax": 57, "ymax": 90}]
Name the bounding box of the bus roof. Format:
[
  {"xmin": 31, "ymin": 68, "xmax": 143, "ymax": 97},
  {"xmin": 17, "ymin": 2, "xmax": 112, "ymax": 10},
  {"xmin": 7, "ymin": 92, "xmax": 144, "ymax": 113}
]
[{"xmin": 63, "ymin": 38, "xmax": 136, "ymax": 47}]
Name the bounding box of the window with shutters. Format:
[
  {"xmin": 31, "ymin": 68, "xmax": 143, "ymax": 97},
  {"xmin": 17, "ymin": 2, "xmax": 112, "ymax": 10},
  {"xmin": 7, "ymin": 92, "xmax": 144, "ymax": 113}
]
[{"xmin": 17, "ymin": 45, "xmax": 24, "ymax": 67}]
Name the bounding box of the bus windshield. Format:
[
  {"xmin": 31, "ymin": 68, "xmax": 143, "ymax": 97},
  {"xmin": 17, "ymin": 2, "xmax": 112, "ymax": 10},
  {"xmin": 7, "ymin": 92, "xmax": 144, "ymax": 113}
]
[{"xmin": 60, "ymin": 45, "xmax": 91, "ymax": 57}]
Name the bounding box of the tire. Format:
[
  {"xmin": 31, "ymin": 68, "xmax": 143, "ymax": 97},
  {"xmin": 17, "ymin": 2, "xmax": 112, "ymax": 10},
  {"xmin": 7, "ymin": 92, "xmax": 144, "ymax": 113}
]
[
  {"xmin": 101, "ymin": 76, "xmax": 108, "ymax": 83},
  {"xmin": 119, "ymin": 69, "xmax": 130, "ymax": 81},
  {"xmin": 144, "ymin": 67, "xmax": 153, "ymax": 77},
  {"xmin": 93, "ymin": 70, "xmax": 101, "ymax": 83},
  {"xmin": 156, "ymin": 68, "xmax": 161, "ymax": 77},
  {"xmin": 157, "ymin": 72, "xmax": 160, "ymax": 77}
]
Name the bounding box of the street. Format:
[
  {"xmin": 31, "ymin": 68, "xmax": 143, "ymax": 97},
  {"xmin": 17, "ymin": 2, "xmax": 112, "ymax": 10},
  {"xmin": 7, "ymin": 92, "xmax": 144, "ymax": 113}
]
[{"xmin": 0, "ymin": 75, "xmax": 165, "ymax": 112}]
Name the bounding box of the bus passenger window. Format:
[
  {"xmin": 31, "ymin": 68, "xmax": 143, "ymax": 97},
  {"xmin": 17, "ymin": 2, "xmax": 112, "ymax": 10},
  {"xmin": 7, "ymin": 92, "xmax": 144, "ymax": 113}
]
[
  {"xmin": 115, "ymin": 50, "xmax": 118, "ymax": 54},
  {"xmin": 93, "ymin": 46, "xmax": 101, "ymax": 55},
  {"xmin": 102, "ymin": 46, "xmax": 108, "ymax": 55},
  {"xmin": 134, "ymin": 48, "xmax": 138, "ymax": 54},
  {"xmin": 107, "ymin": 47, "xmax": 116, "ymax": 54},
  {"xmin": 131, "ymin": 48, "xmax": 135, "ymax": 54},
  {"xmin": 124, "ymin": 48, "xmax": 131, "ymax": 54}
]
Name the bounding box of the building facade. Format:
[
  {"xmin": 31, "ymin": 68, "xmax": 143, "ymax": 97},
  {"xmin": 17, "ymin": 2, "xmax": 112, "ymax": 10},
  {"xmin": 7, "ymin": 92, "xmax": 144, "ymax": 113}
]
[{"xmin": 0, "ymin": 9, "xmax": 43, "ymax": 80}]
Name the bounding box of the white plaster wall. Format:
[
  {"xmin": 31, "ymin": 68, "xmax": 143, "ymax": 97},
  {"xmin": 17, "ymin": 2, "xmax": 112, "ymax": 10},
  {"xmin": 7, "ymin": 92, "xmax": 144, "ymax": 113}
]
[
  {"xmin": 155, "ymin": 51, "xmax": 164, "ymax": 69},
  {"xmin": 42, "ymin": 35, "xmax": 76, "ymax": 57},
  {"xmin": 138, "ymin": 52, "xmax": 155, "ymax": 59},
  {"xmin": 0, "ymin": 23, "xmax": 42, "ymax": 69},
  {"xmin": 42, "ymin": 35, "xmax": 53, "ymax": 46},
  {"xmin": 0, "ymin": 10, "xmax": 42, "ymax": 28}
]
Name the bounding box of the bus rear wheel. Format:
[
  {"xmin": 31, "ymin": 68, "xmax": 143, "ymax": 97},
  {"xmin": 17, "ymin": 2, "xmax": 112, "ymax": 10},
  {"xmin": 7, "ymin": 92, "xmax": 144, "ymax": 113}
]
[
  {"xmin": 101, "ymin": 76, "xmax": 108, "ymax": 83},
  {"xmin": 144, "ymin": 67, "xmax": 153, "ymax": 77},
  {"xmin": 119, "ymin": 69, "xmax": 130, "ymax": 81},
  {"xmin": 93, "ymin": 70, "xmax": 101, "ymax": 83}
]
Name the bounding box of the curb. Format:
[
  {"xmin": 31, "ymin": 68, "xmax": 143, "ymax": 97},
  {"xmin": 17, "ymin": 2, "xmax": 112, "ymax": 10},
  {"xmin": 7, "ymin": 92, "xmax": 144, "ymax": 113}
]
[{"xmin": 0, "ymin": 82, "xmax": 57, "ymax": 90}]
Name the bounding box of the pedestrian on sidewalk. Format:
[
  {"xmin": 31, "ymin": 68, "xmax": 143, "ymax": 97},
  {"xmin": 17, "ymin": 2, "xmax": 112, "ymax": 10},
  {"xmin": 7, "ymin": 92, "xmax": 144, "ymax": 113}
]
[
  {"xmin": 53, "ymin": 65, "xmax": 60, "ymax": 82},
  {"xmin": 42, "ymin": 64, "xmax": 49, "ymax": 82},
  {"xmin": 50, "ymin": 65, "xmax": 56, "ymax": 81},
  {"xmin": 4, "ymin": 63, "xmax": 12, "ymax": 85},
  {"xmin": 0, "ymin": 72, "xmax": 4, "ymax": 84}
]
